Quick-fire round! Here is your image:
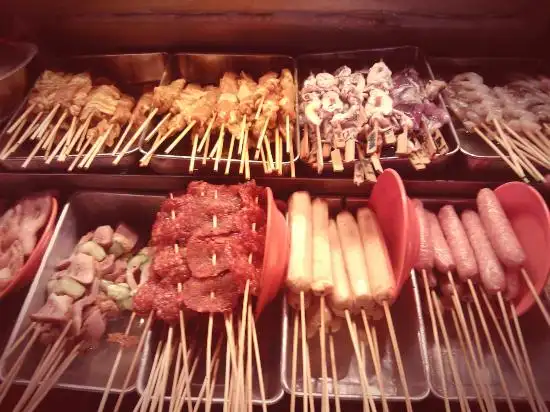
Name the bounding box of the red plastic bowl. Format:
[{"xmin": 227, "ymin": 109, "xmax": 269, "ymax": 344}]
[
  {"xmin": 494, "ymin": 183, "xmax": 550, "ymax": 316},
  {"xmin": 255, "ymin": 187, "xmax": 289, "ymax": 317},
  {"xmin": 369, "ymin": 169, "xmax": 410, "ymax": 295},
  {"xmin": 0, "ymin": 194, "xmax": 58, "ymax": 300}
]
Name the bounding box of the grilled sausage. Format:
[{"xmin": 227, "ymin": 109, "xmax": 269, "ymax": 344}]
[
  {"xmin": 311, "ymin": 199, "xmax": 333, "ymax": 295},
  {"xmin": 438, "ymin": 205, "xmax": 479, "ymax": 281},
  {"xmin": 461, "ymin": 210, "xmax": 506, "ymax": 294},
  {"xmin": 357, "ymin": 207, "xmax": 396, "ymax": 304},
  {"xmin": 412, "ymin": 200, "xmax": 434, "ymax": 271},
  {"xmin": 336, "ymin": 211, "xmax": 374, "ymax": 310},
  {"xmin": 328, "ymin": 219, "xmax": 355, "ymax": 316},
  {"xmin": 426, "ymin": 211, "xmax": 456, "ymax": 274},
  {"xmin": 286, "ymin": 191, "xmax": 313, "ymax": 293},
  {"xmin": 476, "ymin": 188, "xmax": 526, "ymax": 269}
]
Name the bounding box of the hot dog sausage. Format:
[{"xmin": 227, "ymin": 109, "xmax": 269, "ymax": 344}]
[
  {"xmin": 357, "ymin": 207, "xmax": 396, "ymax": 304},
  {"xmin": 328, "ymin": 219, "xmax": 355, "ymax": 316},
  {"xmin": 476, "ymin": 188, "xmax": 526, "ymax": 269},
  {"xmin": 311, "ymin": 198, "xmax": 333, "ymax": 295},
  {"xmin": 412, "ymin": 200, "xmax": 434, "ymax": 271},
  {"xmin": 426, "ymin": 211, "xmax": 456, "ymax": 274},
  {"xmin": 286, "ymin": 191, "xmax": 313, "ymax": 293},
  {"xmin": 336, "ymin": 211, "xmax": 374, "ymax": 310},
  {"xmin": 438, "ymin": 205, "xmax": 479, "ymax": 281},
  {"xmin": 461, "ymin": 210, "xmax": 506, "ymax": 294}
]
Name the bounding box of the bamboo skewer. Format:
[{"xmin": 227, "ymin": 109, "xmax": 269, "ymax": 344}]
[
  {"xmin": 21, "ymin": 129, "xmax": 49, "ymax": 168},
  {"xmin": 420, "ymin": 271, "xmax": 451, "ymax": 412},
  {"xmin": 493, "ymin": 120, "xmax": 523, "ymax": 174},
  {"xmin": 34, "ymin": 104, "xmax": 60, "ymax": 140},
  {"xmin": 169, "ymin": 341, "xmax": 183, "ymax": 412},
  {"xmin": 290, "ymin": 312, "xmax": 299, "ymax": 412},
  {"xmin": 46, "ymin": 116, "xmax": 76, "ymax": 163},
  {"xmin": 249, "ymin": 304, "xmax": 268, "ymax": 412},
  {"xmin": 82, "ymin": 125, "xmax": 113, "ymax": 169},
  {"xmin": 198, "ymin": 115, "xmax": 216, "ymax": 154},
  {"xmin": 112, "ymin": 119, "xmax": 135, "ymax": 155},
  {"xmin": 144, "ymin": 113, "xmax": 170, "ymax": 142},
  {"xmin": 114, "ymin": 108, "xmax": 159, "ymax": 164},
  {"xmin": 65, "ymin": 113, "xmax": 93, "ymax": 159},
  {"xmin": 191, "ymin": 339, "xmax": 223, "ymax": 412},
  {"xmin": 43, "ymin": 110, "xmax": 69, "ymax": 158},
  {"xmin": 300, "ymin": 292, "xmax": 310, "ymax": 412},
  {"xmin": 0, "ymin": 117, "xmax": 27, "ymax": 158},
  {"xmin": 135, "ymin": 340, "xmax": 163, "ymax": 412},
  {"xmin": 177, "ymin": 283, "xmax": 193, "ymax": 412},
  {"xmin": 255, "ymin": 96, "xmax": 265, "ymax": 120},
  {"xmin": 189, "ymin": 133, "xmax": 199, "ymax": 173},
  {"xmin": 319, "ymin": 296, "xmax": 329, "ymax": 412},
  {"xmin": 328, "ymin": 332, "xmax": 341, "ymax": 412},
  {"xmin": 7, "ymin": 104, "xmax": 37, "ymax": 134},
  {"xmin": 2, "ymin": 112, "xmax": 44, "ymax": 159},
  {"xmin": 140, "ymin": 127, "xmax": 176, "ymax": 166},
  {"xmin": 152, "ymin": 327, "xmax": 173, "ymax": 412},
  {"xmin": 224, "ymin": 131, "xmax": 237, "ymax": 175},
  {"xmin": 68, "ymin": 137, "xmax": 91, "ymax": 172},
  {"xmin": 165, "ymin": 120, "xmax": 197, "ymax": 154},
  {"xmin": 254, "ymin": 118, "xmax": 270, "ymax": 160},
  {"xmin": 520, "ymin": 268, "xmax": 550, "ymax": 327}
]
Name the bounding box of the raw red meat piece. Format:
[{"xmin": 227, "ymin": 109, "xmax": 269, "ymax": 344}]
[
  {"xmin": 152, "ymin": 245, "xmax": 190, "ymax": 285},
  {"xmin": 180, "ymin": 272, "xmax": 240, "ymax": 313}
]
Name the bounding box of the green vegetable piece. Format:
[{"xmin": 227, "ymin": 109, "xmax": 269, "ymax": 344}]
[
  {"xmin": 108, "ymin": 242, "xmax": 125, "ymax": 258},
  {"xmin": 78, "ymin": 241, "xmax": 106, "ymax": 261},
  {"xmin": 55, "ymin": 277, "xmax": 86, "ymax": 299}
]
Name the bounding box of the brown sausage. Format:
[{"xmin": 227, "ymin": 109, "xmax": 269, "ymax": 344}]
[
  {"xmin": 438, "ymin": 205, "xmax": 479, "ymax": 281},
  {"xmin": 461, "ymin": 210, "xmax": 506, "ymax": 294},
  {"xmin": 476, "ymin": 188, "xmax": 526, "ymax": 269},
  {"xmin": 286, "ymin": 192, "xmax": 313, "ymax": 293},
  {"xmin": 412, "ymin": 200, "xmax": 434, "ymax": 271},
  {"xmin": 426, "ymin": 211, "xmax": 456, "ymax": 273}
]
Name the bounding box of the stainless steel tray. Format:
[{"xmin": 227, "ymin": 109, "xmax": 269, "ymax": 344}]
[
  {"xmin": 296, "ymin": 46, "xmax": 460, "ymax": 175},
  {"xmin": 427, "ymin": 57, "xmax": 550, "ymax": 173},
  {"xmin": 0, "ymin": 191, "xmax": 163, "ymax": 393},
  {"xmin": 140, "ymin": 53, "xmax": 300, "ymax": 176},
  {"xmin": 137, "ymin": 296, "xmax": 285, "ymax": 405},
  {"xmin": 0, "ymin": 52, "xmax": 168, "ymax": 172},
  {"xmin": 418, "ymin": 197, "xmax": 550, "ymax": 402},
  {"xmin": 281, "ymin": 197, "xmax": 430, "ymax": 402}
]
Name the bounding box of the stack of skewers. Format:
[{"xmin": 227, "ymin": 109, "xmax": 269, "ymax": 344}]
[
  {"xmin": 285, "ymin": 190, "xmax": 414, "ymax": 412},
  {"xmin": 443, "ymin": 72, "xmax": 550, "ymax": 183},
  {"xmin": 0, "ymin": 70, "xmax": 154, "ymax": 171},
  {"xmin": 299, "ymin": 62, "xmax": 450, "ymax": 184},
  {"xmin": 137, "ymin": 70, "xmax": 297, "ymax": 178},
  {"xmin": 413, "ymin": 186, "xmax": 550, "ymax": 412}
]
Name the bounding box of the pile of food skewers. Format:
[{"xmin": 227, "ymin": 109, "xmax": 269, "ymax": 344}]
[
  {"xmin": 285, "ymin": 190, "xmax": 414, "ymax": 412},
  {"xmin": 299, "ymin": 62, "xmax": 450, "ymax": 184},
  {"xmin": 0, "ymin": 70, "xmax": 153, "ymax": 171},
  {"xmin": 137, "ymin": 70, "xmax": 297, "ymax": 178},
  {"xmin": 413, "ymin": 187, "xmax": 549, "ymax": 412},
  {"xmin": 0, "ymin": 222, "xmax": 149, "ymax": 411},
  {"xmin": 444, "ymin": 72, "xmax": 550, "ymax": 182}
]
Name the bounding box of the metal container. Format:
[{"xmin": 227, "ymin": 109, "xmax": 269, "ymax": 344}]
[
  {"xmin": 418, "ymin": 197, "xmax": 550, "ymax": 402},
  {"xmin": 0, "ymin": 52, "xmax": 168, "ymax": 172},
  {"xmin": 140, "ymin": 53, "xmax": 300, "ymax": 176},
  {"xmin": 0, "ymin": 191, "xmax": 162, "ymax": 393},
  {"xmin": 281, "ymin": 197, "xmax": 430, "ymax": 402},
  {"xmin": 0, "ymin": 41, "xmax": 37, "ymax": 125},
  {"xmin": 296, "ymin": 46, "xmax": 460, "ymax": 176},
  {"xmin": 137, "ymin": 298, "xmax": 285, "ymax": 405},
  {"xmin": 427, "ymin": 57, "xmax": 550, "ymax": 174}
]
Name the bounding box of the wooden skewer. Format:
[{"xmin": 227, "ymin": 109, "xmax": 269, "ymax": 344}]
[
  {"xmin": 68, "ymin": 137, "xmax": 91, "ymax": 172},
  {"xmin": 263, "ymin": 135, "xmax": 276, "ymax": 172},
  {"xmin": 21, "ymin": 128, "xmax": 51, "ymax": 168},
  {"xmin": 285, "ymin": 115, "xmax": 291, "ymax": 154},
  {"xmin": 113, "ymin": 312, "xmax": 154, "ymax": 412},
  {"xmin": 140, "ymin": 126, "xmax": 176, "ymax": 166},
  {"xmin": 237, "ymin": 116, "xmax": 246, "ymax": 156},
  {"xmin": 197, "ymin": 115, "xmax": 217, "ymax": 153},
  {"xmin": 7, "ymin": 103, "xmax": 36, "ymax": 134},
  {"xmin": 244, "ymin": 136, "xmax": 251, "ymax": 180},
  {"xmin": 315, "ymin": 124, "xmax": 324, "ymax": 174},
  {"xmin": 255, "ymin": 96, "xmax": 265, "ymax": 120},
  {"xmin": 446, "ymin": 273, "xmax": 493, "ymax": 410},
  {"xmin": 112, "ymin": 119, "xmax": 135, "ymax": 155},
  {"xmin": 191, "ymin": 338, "xmax": 223, "ymax": 412},
  {"xmin": 144, "ymin": 113, "xmax": 170, "ymax": 142},
  {"xmin": 169, "ymin": 341, "xmax": 183, "ymax": 412},
  {"xmin": 274, "ymin": 128, "xmax": 281, "ymax": 176},
  {"xmin": 43, "ymin": 110, "xmax": 69, "ymax": 158},
  {"xmin": 465, "ymin": 280, "xmax": 516, "ymax": 412},
  {"xmin": 189, "ymin": 133, "xmax": 199, "ymax": 173},
  {"xmin": 523, "ymin": 129, "xmax": 550, "ymax": 157},
  {"xmin": 0, "ymin": 117, "xmax": 27, "ymax": 158},
  {"xmin": 173, "ymin": 344, "xmax": 201, "ymax": 412},
  {"xmin": 328, "ymin": 332, "xmax": 342, "ymax": 412},
  {"xmin": 211, "ymin": 124, "xmax": 225, "ymax": 171},
  {"xmin": 65, "ymin": 113, "xmax": 92, "ymax": 159},
  {"xmin": 135, "ymin": 340, "xmax": 164, "ymax": 412},
  {"xmin": 223, "ymin": 331, "xmax": 232, "ymax": 412},
  {"xmin": 32, "ymin": 104, "xmax": 60, "ymax": 141},
  {"xmin": 303, "ymin": 325, "xmax": 316, "ymax": 412},
  {"xmin": 59, "ymin": 116, "xmax": 78, "ymax": 158},
  {"xmin": 511, "ymin": 306, "xmax": 549, "ymax": 412},
  {"xmin": 474, "ymin": 127, "xmax": 527, "ymax": 182},
  {"xmin": 46, "ymin": 116, "xmax": 76, "ymax": 164},
  {"xmin": 290, "ymin": 311, "xmax": 299, "ymax": 412},
  {"xmin": 0, "ymin": 323, "xmax": 36, "ymax": 361},
  {"xmin": 151, "ymin": 327, "xmax": 173, "ymax": 412},
  {"xmin": 360, "ymin": 310, "xmax": 389, "ymax": 412},
  {"xmin": 431, "ymin": 292, "xmax": 471, "ymax": 412},
  {"xmin": 299, "ymin": 292, "xmax": 310, "ymax": 412},
  {"xmin": 420, "ymin": 271, "xmax": 451, "ymax": 412},
  {"xmin": 83, "ymin": 125, "xmax": 113, "ymax": 169},
  {"xmin": 177, "ymin": 283, "xmax": 193, "ymax": 412},
  {"xmin": 224, "ymin": 130, "xmax": 237, "ymax": 175},
  {"xmin": 520, "ymin": 268, "xmax": 550, "ymax": 327},
  {"xmin": 236, "ymin": 282, "xmax": 251, "ymax": 411},
  {"xmin": 114, "ymin": 108, "xmax": 159, "ymax": 165},
  {"xmin": 246, "ymin": 307, "xmax": 253, "ymax": 412},
  {"xmin": 503, "ymin": 124, "xmax": 550, "ymax": 159},
  {"xmin": 493, "ymin": 120, "xmax": 523, "ymax": 174},
  {"xmin": 382, "ymin": 301, "xmax": 412, "ymax": 412},
  {"xmin": 249, "ymin": 305, "xmax": 268, "ymax": 412},
  {"xmin": 3, "ymin": 112, "xmax": 44, "ymax": 159},
  {"xmin": 205, "ymin": 345, "xmax": 222, "ymax": 412},
  {"xmin": 532, "ymin": 129, "xmax": 550, "ymax": 153},
  {"xmin": 97, "ymin": 312, "xmax": 137, "ymax": 412},
  {"xmin": 287, "ymin": 126, "xmax": 296, "ymax": 178},
  {"xmin": 165, "ymin": 120, "xmax": 197, "ymax": 154},
  {"xmin": 254, "ymin": 118, "xmax": 270, "ymax": 160},
  {"xmin": 319, "ymin": 296, "xmax": 329, "ymax": 412}
]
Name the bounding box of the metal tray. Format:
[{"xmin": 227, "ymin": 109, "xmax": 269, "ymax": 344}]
[
  {"xmin": 296, "ymin": 46, "xmax": 460, "ymax": 176},
  {"xmin": 0, "ymin": 191, "xmax": 162, "ymax": 393},
  {"xmin": 427, "ymin": 57, "xmax": 550, "ymax": 173},
  {"xmin": 0, "ymin": 41, "xmax": 37, "ymax": 125},
  {"xmin": 0, "ymin": 52, "xmax": 168, "ymax": 172},
  {"xmin": 137, "ymin": 296, "xmax": 285, "ymax": 405},
  {"xmin": 418, "ymin": 197, "xmax": 550, "ymax": 402},
  {"xmin": 140, "ymin": 53, "xmax": 300, "ymax": 176},
  {"xmin": 281, "ymin": 196, "xmax": 430, "ymax": 402}
]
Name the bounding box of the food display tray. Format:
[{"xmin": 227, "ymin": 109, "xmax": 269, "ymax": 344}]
[
  {"xmin": 296, "ymin": 46, "xmax": 460, "ymax": 176},
  {"xmin": 0, "ymin": 191, "xmax": 162, "ymax": 393},
  {"xmin": 418, "ymin": 197, "xmax": 550, "ymax": 402},
  {"xmin": 140, "ymin": 53, "xmax": 300, "ymax": 176},
  {"xmin": 427, "ymin": 57, "xmax": 550, "ymax": 174},
  {"xmin": 0, "ymin": 52, "xmax": 168, "ymax": 172},
  {"xmin": 280, "ymin": 196, "xmax": 430, "ymax": 402}
]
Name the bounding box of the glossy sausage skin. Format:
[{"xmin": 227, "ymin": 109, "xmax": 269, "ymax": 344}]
[
  {"xmin": 327, "ymin": 219, "xmax": 354, "ymax": 316},
  {"xmin": 461, "ymin": 210, "xmax": 506, "ymax": 294},
  {"xmin": 438, "ymin": 205, "xmax": 479, "ymax": 281},
  {"xmin": 311, "ymin": 198, "xmax": 333, "ymax": 295},
  {"xmin": 476, "ymin": 188, "xmax": 526, "ymax": 269},
  {"xmin": 286, "ymin": 191, "xmax": 313, "ymax": 293},
  {"xmin": 412, "ymin": 199, "xmax": 434, "ymax": 271},
  {"xmin": 426, "ymin": 211, "xmax": 456, "ymax": 274}
]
